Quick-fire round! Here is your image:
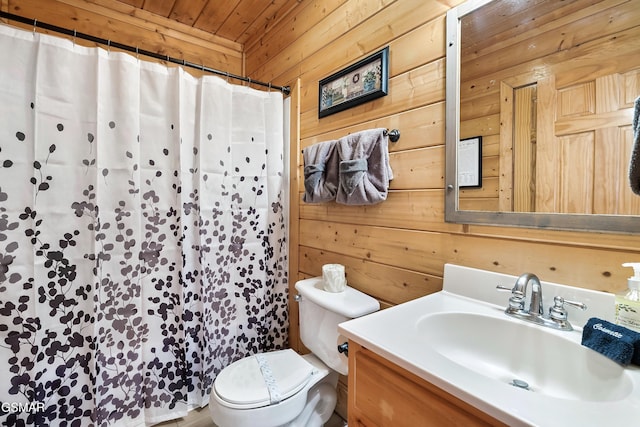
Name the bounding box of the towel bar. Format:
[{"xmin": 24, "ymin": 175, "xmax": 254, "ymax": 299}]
[
  {"xmin": 300, "ymin": 128, "xmax": 400, "ymax": 153},
  {"xmin": 384, "ymin": 129, "xmax": 400, "ymax": 143}
]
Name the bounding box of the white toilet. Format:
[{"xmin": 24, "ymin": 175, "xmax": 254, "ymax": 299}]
[{"xmin": 209, "ymin": 276, "xmax": 380, "ymax": 427}]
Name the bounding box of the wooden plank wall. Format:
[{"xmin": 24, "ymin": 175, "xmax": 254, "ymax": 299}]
[
  {"xmin": 0, "ymin": 0, "xmax": 243, "ymax": 77},
  {"xmin": 245, "ymin": 0, "xmax": 640, "ymax": 358}
]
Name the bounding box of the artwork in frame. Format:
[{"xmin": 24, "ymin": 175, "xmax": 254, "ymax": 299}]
[
  {"xmin": 318, "ymin": 46, "xmax": 389, "ymax": 118},
  {"xmin": 458, "ymin": 136, "xmax": 482, "ymax": 188}
]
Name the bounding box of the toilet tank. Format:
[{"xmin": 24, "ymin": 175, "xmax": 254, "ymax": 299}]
[{"xmin": 294, "ymin": 277, "xmax": 379, "ymax": 376}]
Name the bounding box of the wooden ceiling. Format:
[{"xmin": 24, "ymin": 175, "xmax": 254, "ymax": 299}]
[{"xmin": 115, "ymin": 0, "xmax": 303, "ymax": 45}]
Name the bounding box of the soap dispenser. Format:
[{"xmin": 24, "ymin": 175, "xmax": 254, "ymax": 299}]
[{"xmin": 615, "ymin": 263, "xmax": 640, "ymax": 332}]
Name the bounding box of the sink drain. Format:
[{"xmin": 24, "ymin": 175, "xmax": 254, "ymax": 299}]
[{"xmin": 510, "ymin": 379, "xmax": 530, "ymax": 390}]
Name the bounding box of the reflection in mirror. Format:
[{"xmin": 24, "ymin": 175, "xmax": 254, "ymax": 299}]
[{"xmin": 445, "ymin": 0, "xmax": 640, "ymax": 233}]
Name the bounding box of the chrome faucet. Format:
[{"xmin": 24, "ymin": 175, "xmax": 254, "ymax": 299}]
[{"xmin": 497, "ymin": 273, "xmax": 586, "ymax": 331}]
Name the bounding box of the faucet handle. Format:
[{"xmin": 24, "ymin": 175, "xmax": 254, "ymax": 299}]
[
  {"xmin": 561, "ymin": 297, "xmax": 587, "ymax": 311},
  {"xmin": 496, "ymin": 284, "xmax": 525, "ymax": 298},
  {"xmin": 549, "ymin": 296, "xmax": 587, "ymax": 322},
  {"xmin": 496, "ymin": 284, "xmax": 525, "ymax": 311}
]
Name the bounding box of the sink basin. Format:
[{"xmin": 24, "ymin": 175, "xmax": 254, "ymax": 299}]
[{"xmin": 417, "ymin": 312, "xmax": 633, "ymax": 402}]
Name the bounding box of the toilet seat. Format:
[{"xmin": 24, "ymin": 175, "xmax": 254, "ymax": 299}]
[{"xmin": 214, "ymin": 349, "xmax": 315, "ymax": 409}]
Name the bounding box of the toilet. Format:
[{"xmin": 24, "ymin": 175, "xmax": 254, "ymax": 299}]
[{"xmin": 209, "ymin": 276, "xmax": 380, "ymax": 427}]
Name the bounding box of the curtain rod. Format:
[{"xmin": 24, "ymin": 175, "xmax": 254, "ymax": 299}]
[{"xmin": 0, "ymin": 11, "xmax": 291, "ymax": 96}]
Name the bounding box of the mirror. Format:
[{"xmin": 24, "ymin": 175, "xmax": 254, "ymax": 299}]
[{"xmin": 445, "ymin": 0, "xmax": 640, "ymax": 233}]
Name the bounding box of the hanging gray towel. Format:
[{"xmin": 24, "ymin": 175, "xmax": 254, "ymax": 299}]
[
  {"xmin": 630, "ymin": 96, "xmax": 640, "ymax": 195},
  {"xmin": 336, "ymin": 128, "xmax": 393, "ymax": 205},
  {"xmin": 339, "ymin": 159, "xmax": 368, "ymax": 196},
  {"xmin": 302, "ymin": 140, "xmax": 339, "ymax": 203}
]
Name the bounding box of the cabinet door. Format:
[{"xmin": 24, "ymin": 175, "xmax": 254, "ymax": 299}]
[{"xmin": 348, "ymin": 342, "xmax": 506, "ymax": 427}]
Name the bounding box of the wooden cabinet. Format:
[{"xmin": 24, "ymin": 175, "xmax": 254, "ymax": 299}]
[{"xmin": 347, "ymin": 341, "xmax": 507, "ymax": 427}]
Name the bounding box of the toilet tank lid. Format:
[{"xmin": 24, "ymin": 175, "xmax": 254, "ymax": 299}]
[{"xmin": 295, "ymin": 277, "xmax": 380, "ymax": 318}]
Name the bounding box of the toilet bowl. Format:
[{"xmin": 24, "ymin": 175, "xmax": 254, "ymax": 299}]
[
  {"xmin": 209, "ymin": 277, "xmax": 379, "ymax": 427},
  {"xmin": 209, "ymin": 350, "xmax": 338, "ymax": 427}
]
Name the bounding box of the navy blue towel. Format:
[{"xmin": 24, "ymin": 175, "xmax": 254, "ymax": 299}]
[{"xmin": 581, "ymin": 318, "xmax": 640, "ymax": 366}]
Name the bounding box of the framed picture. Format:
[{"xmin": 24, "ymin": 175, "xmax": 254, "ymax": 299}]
[
  {"xmin": 318, "ymin": 46, "xmax": 389, "ymax": 118},
  {"xmin": 458, "ymin": 136, "xmax": 482, "ymax": 188}
]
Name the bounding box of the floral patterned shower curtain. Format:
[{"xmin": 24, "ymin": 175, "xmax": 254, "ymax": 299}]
[{"xmin": 0, "ymin": 24, "xmax": 288, "ymax": 426}]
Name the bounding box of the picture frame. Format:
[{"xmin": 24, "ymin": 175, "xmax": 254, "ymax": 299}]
[
  {"xmin": 318, "ymin": 46, "xmax": 389, "ymax": 118},
  {"xmin": 457, "ymin": 136, "xmax": 482, "ymax": 188}
]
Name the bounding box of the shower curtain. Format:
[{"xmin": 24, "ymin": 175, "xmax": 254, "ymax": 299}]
[{"xmin": 0, "ymin": 24, "xmax": 288, "ymax": 426}]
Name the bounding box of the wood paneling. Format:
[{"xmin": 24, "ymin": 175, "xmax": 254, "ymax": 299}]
[
  {"xmin": 299, "ymin": 190, "xmax": 457, "ymax": 233},
  {"xmin": 299, "ymin": 246, "xmax": 441, "ymax": 306},
  {"xmin": 246, "ymin": 0, "xmax": 640, "ymax": 372},
  {"xmin": 103, "ymin": 0, "xmax": 302, "ymax": 44},
  {"xmin": 2, "ymin": 0, "xmax": 244, "ymax": 76}
]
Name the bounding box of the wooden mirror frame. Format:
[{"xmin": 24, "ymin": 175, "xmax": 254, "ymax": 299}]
[{"xmin": 444, "ymin": 0, "xmax": 640, "ymax": 234}]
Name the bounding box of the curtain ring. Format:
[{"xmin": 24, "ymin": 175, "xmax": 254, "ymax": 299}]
[
  {"xmin": 226, "ymin": 71, "xmax": 230, "ymax": 83},
  {"xmin": 33, "ymin": 19, "xmax": 37, "ymax": 34},
  {"xmin": 107, "ymin": 39, "xmax": 111, "ymax": 53},
  {"xmin": 268, "ymin": 82, "xmax": 271, "ymax": 92},
  {"xmin": 73, "ymin": 29, "xmax": 77, "ymax": 46},
  {"xmin": 247, "ymin": 77, "xmax": 252, "ymax": 87},
  {"xmin": 135, "ymin": 46, "xmax": 139, "ymax": 60}
]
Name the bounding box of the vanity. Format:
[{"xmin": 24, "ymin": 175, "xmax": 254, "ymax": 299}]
[
  {"xmin": 338, "ymin": 264, "xmax": 640, "ymax": 426},
  {"xmin": 347, "ymin": 341, "xmax": 505, "ymax": 426}
]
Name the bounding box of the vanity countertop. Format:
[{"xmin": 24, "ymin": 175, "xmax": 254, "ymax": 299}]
[{"xmin": 338, "ymin": 264, "xmax": 640, "ymax": 427}]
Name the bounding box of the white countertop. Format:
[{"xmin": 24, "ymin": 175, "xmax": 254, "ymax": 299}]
[{"xmin": 338, "ymin": 264, "xmax": 640, "ymax": 426}]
